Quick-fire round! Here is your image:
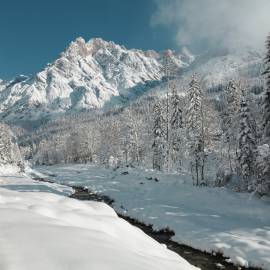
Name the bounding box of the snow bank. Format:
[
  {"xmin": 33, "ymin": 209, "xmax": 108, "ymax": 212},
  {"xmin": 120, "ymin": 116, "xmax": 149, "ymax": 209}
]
[
  {"xmin": 0, "ymin": 165, "xmax": 21, "ymax": 175},
  {"xmin": 0, "ymin": 188, "xmax": 198, "ymax": 270},
  {"xmin": 37, "ymin": 164, "xmax": 270, "ymax": 269},
  {"xmin": 0, "ymin": 165, "xmax": 72, "ymax": 195}
]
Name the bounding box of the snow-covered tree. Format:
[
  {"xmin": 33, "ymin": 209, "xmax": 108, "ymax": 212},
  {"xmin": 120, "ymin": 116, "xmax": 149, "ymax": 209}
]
[
  {"xmin": 170, "ymin": 86, "xmax": 183, "ymax": 170},
  {"xmin": 186, "ymin": 75, "xmax": 202, "ymax": 133},
  {"xmin": 262, "ymin": 33, "xmax": 270, "ymax": 140},
  {"xmin": 99, "ymin": 117, "xmax": 123, "ymax": 166},
  {"xmin": 152, "ymin": 100, "xmax": 166, "ymax": 170},
  {"xmin": 185, "ymin": 75, "xmax": 204, "ymax": 185},
  {"xmin": 66, "ymin": 132, "xmax": 81, "ymax": 163},
  {"xmin": 222, "ymin": 80, "xmax": 242, "ymax": 172},
  {"xmin": 251, "ymin": 33, "xmax": 270, "ymax": 195},
  {"xmin": 162, "ymin": 52, "xmax": 179, "ymax": 172},
  {"xmin": 254, "ymin": 144, "xmax": 270, "ymax": 195},
  {"xmin": 0, "ymin": 123, "xmax": 23, "ymax": 169},
  {"xmin": 121, "ymin": 107, "xmax": 144, "ymax": 166},
  {"xmin": 237, "ymin": 96, "xmax": 257, "ymax": 191}
]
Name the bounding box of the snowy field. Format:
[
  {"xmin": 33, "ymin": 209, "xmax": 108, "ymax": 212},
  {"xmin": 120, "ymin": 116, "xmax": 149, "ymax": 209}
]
[
  {"xmin": 36, "ymin": 164, "xmax": 270, "ymax": 269},
  {"xmin": 0, "ymin": 166, "xmax": 197, "ymax": 270}
]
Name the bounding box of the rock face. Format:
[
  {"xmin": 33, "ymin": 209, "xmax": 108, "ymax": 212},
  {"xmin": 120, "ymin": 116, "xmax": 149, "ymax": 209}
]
[{"xmin": 0, "ymin": 37, "xmax": 263, "ymax": 122}]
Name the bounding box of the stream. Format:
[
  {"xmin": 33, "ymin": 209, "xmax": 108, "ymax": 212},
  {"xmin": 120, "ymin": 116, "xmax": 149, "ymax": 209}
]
[{"xmin": 32, "ymin": 173, "xmax": 262, "ymax": 270}]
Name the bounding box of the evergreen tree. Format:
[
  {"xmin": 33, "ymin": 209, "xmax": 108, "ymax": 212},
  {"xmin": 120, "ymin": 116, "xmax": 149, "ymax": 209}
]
[
  {"xmin": 0, "ymin": 123, "xmax": 23, "ymax": 169},
  {"xmin": 121, "ymin": 108, "xmax": 142, "ymax": 166},
  {"xmin": 252, "ymin": 33, "xmax": 270, "ymax": 195},
  {"xmin": 222, "ymin": 80, "xmax": 242, "ymax": 172},
  {"xmin": 186, "ymin": 75, "xmax": 202, "ymax": 133},
  {"xmin": 152, "ymin": 100, "xmax": 166, "ymax": 170},
  {"xmin": 170, "ymin": 86, "xmax": 183, "ymax": 170},
  {"xmin": 162, "ymin": 51, "xmax": 178, "ymax": 172},
  {"xmin": 237, "ymin": 96, "xmax": 256, "ymax": 191},
  {"xmin": 185, "ymin": 75, "xmax": 204, "ymax": 185},
  {"xmin": 262, "ymin": 33, "xmax": 270, "ymax": 140},
  {"xmin": 171, "ymin": 88, "xmax": 183, "ymax": 132},
  {"xmin": 255, "ymin": 145, "xmax": 270, "ymax": 195}
]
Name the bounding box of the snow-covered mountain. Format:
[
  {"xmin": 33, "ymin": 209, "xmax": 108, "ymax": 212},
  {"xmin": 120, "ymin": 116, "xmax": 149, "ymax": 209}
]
[
  {"xmin": 0, "ymin": 37, "xmax": 263, "ymax": 122},
  {"xmin": 0, "ymin": 79, "xmax": 8, "ymax": 92},
  {"xmin": 187, "ymin": 47, "xmax": 263, "ymax": 89},
  {"xmin": 0, "ymin": 37, "xmax": 190, "ymax": 122}
]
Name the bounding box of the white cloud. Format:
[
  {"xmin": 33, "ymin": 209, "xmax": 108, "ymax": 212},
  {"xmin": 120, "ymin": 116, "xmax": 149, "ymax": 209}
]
[{"xmin": 152, "ymin": 0, "xmax": 270, "ymax": 50}]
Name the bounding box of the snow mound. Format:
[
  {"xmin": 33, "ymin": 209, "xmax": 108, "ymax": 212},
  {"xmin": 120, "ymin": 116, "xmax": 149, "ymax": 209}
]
[{"xmin": 0, "ymin": 188, "xmax": 198, "ymax": 270}]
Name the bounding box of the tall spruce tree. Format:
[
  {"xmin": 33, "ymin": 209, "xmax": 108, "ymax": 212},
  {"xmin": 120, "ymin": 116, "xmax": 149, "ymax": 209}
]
[
  {"xmin": 121, "ymin": 108, "xmax": 143, "ymax": 166},
  {"xmin": 262, "ymin": 33, "xmax": 270, "ymax": 140},
  {"xmin": 152, "ymin": 100, "xmax": 166, "ymax": 170},
  {"xmin": 237, "ymin": 96, "xmax": 256, "ymax": 191},
  {"xmin": 253, "ymin": 33, "xmax": 270, "ymax": 195},
  {"xmin": 186, "ymin": 75, "xmax": 202, "ymax": 133},
  {"xmin": 170, "ymin": 86, "xmax": 183, "ymax": 170},
  {"xmin": 255, "ymin": 145, "xmax": 270, "ymax": 195},
  {"xmin": 186, "ymin": 75, "xmax": 204, "ymax": 185},
  {"xmin": 171, "ymin": 87, "xmax": 183, "ymax": 131},
  {"xmin": 222, "ymin": 80, "xmax": 242, "ymax": 172},
  {"xmin": 162, "ymin": 51, "xmax": 178, "ymax": 172}
]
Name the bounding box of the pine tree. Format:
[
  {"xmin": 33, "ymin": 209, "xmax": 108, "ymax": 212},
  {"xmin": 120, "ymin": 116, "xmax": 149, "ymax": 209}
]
[
  {"xmin": 152, "ymin": 100, "xmax": 166, "ymax": 170},
  {"xmin": 222, "ymin": 80, "xmax": 242, "ymax": 172},
  {"xmin": 170, "ymin": 86, "xmax": 183, "ymax": 170},
  {"xmin": 255, "ymin": 145, "xmax": 270, "ymax": 195},
  {"xmin": 0, "ymin": 123, "xmax": 23, "ymax": 168},
  {"xmin": 121, "ymin": 108, "xmax": 142, "ymax": 166},
  {"xmin": 253, "ymin": 33, "xmax": 270, "ymax": 195},
  {"xmin": 237, "ymin": 96, "xmax": 256, "ymax": 191},
  {"xmin": 162, "ymin": 51, "xmax": 178, "ymax": 172},
  {"xmin": 171, "ymin": 88, "xmax": 183, "ymax": 132},
  {"xmin": 185, "ymin": 75, "xmax": 204, "ymax": 185},
  {"xmin": 186, "ymin": 75, "xmax": 202, "ymax": 133},
  {"xmin": 262, "ymin": 33, "xmax": 270, "ymax": 140}
]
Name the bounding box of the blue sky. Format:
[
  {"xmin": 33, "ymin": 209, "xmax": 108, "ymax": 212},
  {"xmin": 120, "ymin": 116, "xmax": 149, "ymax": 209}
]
[
  {"xmin": 0, "ymin": 0, "xmax": 174, "ymax": 79},
  {"xmin": 1, "ymin": 0, "xmax": 268, "ymax": 79}
]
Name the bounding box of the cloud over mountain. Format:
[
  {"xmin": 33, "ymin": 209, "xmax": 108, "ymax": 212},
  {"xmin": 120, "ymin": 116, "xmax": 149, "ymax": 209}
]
[{"xmin": 152, "ymin": 0, "xmax": 270, "ymax": 51}]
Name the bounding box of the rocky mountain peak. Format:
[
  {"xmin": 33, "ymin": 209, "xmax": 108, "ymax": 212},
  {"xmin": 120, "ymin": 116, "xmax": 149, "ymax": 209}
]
[
  {"xmin": 62, "ymin": 37, "xmax": 90, "ymax": 59},
  {"xmin": 0, "ymin": 36, "xmax": 261, "ymax": 125}
]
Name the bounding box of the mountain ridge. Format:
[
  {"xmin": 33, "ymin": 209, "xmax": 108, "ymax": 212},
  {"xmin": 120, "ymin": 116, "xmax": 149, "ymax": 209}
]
[{"xmin": 0, "ymin": 37, "xmax": 263, "ymax": 123}]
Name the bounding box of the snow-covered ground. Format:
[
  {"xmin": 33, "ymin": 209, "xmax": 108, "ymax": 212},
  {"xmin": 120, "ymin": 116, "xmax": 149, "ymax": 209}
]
[
  {"xmin": 0, "ymin": 165, "xmax": 73, "ymax": 196},
  {"xmin": 0, "ymin": 188, "xmax": 197, "ymax": 270},
  {"xmin": 0, "ymin": 165, "xmax": 198, "ymax": 270},
  {"xmin": 36, "ymin": 164, "xmax": 270, "ymax": 269}
]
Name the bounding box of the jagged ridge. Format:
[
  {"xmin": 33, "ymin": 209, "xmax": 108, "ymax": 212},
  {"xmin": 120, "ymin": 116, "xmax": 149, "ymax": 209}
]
[
  {"xmin": 0, "ymin": 37, "xmax": 190, "ymax": 121},
  {"xmin": 0, "ymin": 37, "xmax": 263, "ymax": 123}
]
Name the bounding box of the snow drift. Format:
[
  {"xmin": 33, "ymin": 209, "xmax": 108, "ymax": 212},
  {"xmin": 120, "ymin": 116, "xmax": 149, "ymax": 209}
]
[{"xmin": 0, "ymin": 188, "xmax": 198, "ymax": 270}]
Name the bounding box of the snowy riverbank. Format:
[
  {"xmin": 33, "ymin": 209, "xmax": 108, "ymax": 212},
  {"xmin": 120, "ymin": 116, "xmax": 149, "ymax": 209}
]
[
  {"xmin": 36, "ymin": 164, "xmax": 270, "ymax": 269},
  {"xmin": 0, "ymin": 167, "xmax": 197, "ymax": 270}
]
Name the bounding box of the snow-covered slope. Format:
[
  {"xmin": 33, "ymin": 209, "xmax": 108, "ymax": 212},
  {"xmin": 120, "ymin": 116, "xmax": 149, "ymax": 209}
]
[
  {"xmin": 188, "ymin": 47, "xmax": 263, "ymax": 89},
  {"xmin": 0, "ymin": 188, "xmax": 198, "ymax": 270},
  {"xmin": 0, "ymin": 38, "xmax": 263, "ymax": 122},
  {"xmin": 0, "ymin": 38, "xmax": 188, "ymax": 121}
]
